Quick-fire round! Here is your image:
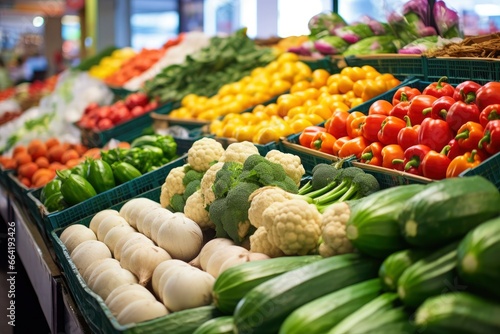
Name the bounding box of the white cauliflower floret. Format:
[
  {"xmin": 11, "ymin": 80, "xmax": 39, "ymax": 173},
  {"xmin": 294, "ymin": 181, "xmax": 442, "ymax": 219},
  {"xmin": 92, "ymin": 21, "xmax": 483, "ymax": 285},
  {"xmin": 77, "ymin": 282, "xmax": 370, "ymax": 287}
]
[
  {"xmin": 184, "ymin": 189, "xmax": 215, "ymax": 230},
  {"xmin": 187, "ymin": 137, "xmax": 225, "ymax": 172},
  {"xmin": 319, "ymin": 202, "xmax": 355, "ymax": 257},
  {"xmin": 265, "ymin": 149, "xmax": 305, "ymax": 186},
  {"xmin": 248, "ymin": 186, "xmax": 294, "ymax": 228},
  {"xmin": 262, "ymin": 199, "xmax": 322, "ymax": 256},
  {"xmin": 160, "ymin": 165, "xmax": 187, "ymax": 208},
  {"xmin": 200, "ymin": 161, "xmax": 224, "ymax": 206},
  {"xmin": 219, "ymin": 141, "xmax": 259, "ymax": 164},
  {"xmin": 249, "ymin": 226, "xmax": 285, "ymax": 258}
]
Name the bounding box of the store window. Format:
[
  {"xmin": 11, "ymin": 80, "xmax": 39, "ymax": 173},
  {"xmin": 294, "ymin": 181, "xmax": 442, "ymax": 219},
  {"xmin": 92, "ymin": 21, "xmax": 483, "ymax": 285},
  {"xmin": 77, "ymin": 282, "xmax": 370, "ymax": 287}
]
[{"xmin": 277, "ymin": 0, "xmax": 333, "ymax": 36}]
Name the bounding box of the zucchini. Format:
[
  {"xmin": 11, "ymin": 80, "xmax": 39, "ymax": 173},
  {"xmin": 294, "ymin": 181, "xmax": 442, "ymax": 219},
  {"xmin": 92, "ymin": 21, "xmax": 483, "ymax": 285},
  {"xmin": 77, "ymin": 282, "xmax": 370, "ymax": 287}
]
[
  {"xmin": 378, "ymin": 248, "xmax": 431, "ymax": 291},
  {"xmin": 399, "ymin": 176, "xmax": 500, "ymax": 247},
  {"xmin": 213, "ymin": 255, "xmax": 322, "ymax": 314},
  {"xmin": 346, "ymin": 184, "xmax": 425, "ymax": 259},
  {"xmin": 397, "ymin": 240, "xmax": 460, "ymax": 308},
  {"xmin": 327, "ymin": 292, "xmax": 409, "ymax": 334},
  {"xmin": 279, "ymin": 278, "xmax": 382, "ymax": 334},
  {"xmin": 457, "ymin": 216, "xmax": 500, "ymax": 298},
  {"xmin": 233, "ymin": 253, "xmax": 380, "ymax": 334},
  {"xmin": 133, "ymin": 305, "xmax": 222, "ymax": 334},
  {"xmin": 415, "ymin": 292, "xmax": 500, "ymax": 334},
  {"xmin": 193, "ymin": 316, "xmax": 234, "ymax": 334}
]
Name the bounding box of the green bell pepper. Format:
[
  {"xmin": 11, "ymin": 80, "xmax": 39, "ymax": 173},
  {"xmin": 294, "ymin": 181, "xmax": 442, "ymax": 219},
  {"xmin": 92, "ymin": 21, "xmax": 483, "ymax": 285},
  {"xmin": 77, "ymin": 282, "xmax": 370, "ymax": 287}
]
[
  {"xmin": 56, "ymin": 171, "xmax": 97, "ymax": 206},
  {"xmin": 112, "ymin": 161, "xmax": 142, "ymax": 184},
  {"xmin": 87, "ymin": 158, "xmax": 116, "ymax": 194},
  {"xmin": 40, "ymin": 178, "xmax": 62, "ymax": 203},
  {"xmin": 43, "ymin": 192, "xmax": 67, "ymax": 213}
]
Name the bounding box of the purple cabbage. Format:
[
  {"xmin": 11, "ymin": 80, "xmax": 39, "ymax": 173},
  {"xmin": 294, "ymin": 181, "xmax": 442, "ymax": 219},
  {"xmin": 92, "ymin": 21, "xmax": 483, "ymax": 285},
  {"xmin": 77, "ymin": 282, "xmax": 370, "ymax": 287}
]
[
  {"xmin": 433, "ymin": 0, "xmax": 462, "ymax": 38},
  {"xmin": 402, "ymin": 0, "xmax": 431, "ymax": 25},
  {"xmin": 313, "ymin": 36, "xmax": 349, "ymax": 55}
]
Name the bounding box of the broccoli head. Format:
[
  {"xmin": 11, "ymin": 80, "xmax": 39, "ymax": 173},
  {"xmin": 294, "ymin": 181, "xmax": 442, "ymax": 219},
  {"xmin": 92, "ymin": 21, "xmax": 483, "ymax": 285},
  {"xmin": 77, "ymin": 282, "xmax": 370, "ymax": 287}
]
[
  {"xmin": 239, "ymin": 154, "xmax": 289, "ymax": 186},
  {"xmin": 212, "ymin": 161, "xmax": 243, "ymax": 199},
  {"xmin": 183, "ymin": 179, "xmax": 201, "ymax": 201},
  {"xmin": 209, "ymin": 197, "xmax": 230, "ymax": 239},
  {"xmin": 169, "ymin": 193, "xmax": 186, "ymax": 213},
  {"xmin": 182, "ymin": 168, "xmax": 204, "ymax": 186}
]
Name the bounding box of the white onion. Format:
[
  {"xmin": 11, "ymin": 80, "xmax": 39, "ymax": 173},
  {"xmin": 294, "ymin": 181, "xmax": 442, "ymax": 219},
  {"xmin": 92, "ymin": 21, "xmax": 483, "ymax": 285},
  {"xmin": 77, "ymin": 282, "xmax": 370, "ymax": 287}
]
[
  {"xmin": 205, "ymin": 245, "xmax": 249, "ymax": 278},
  {"xmin": 136, "ymin": 207, "xmax": 166, "ymax": 239},
  {"xmin": 82, "ymin": 258, "xmax": 121, "ymax": 283},
  {"xmin": 218, "ymin": 252, "xmax": 270, "ymax": 276},
  {"xmin": 97, "ymin": 215, "xmax": 130, "ymax": 241},
  {"xmin": 71, "ymin": 240, "xmax": 112, "ymax": 275},
  {"xmin": 189, "ymin": 238, "xmax": 235, "ymax": 269},
  {"xmin": 114, "ymin": 232, "xmax": 154, "ymax": 261},
  {"xmin": 116, "ymin": 299, "xmax": 168, "ymax": 325},
  {"xmin": 152, "ymin": 259, "xmax": 190, "ymax": 298},
  {"xmin": 89, "ymin": 210, "xmax": 120, "ymax": 234},
  {"xmin": 125, "ymin": 245, "xmax": 172, "ymax": 286},
  {"xmin": 149, "ymin": 209, "xmax": 175, "ymax": 243},
  {"xmin": 60, "ymin": 224, "xmax": 94, "ymax": 245},
  {"xmin": 106, "ymin": 285, "xmax": 157, "ymax": 316},
  {"xmin": 91, "ymin": 267, "xmax": 138, "ymax": 300},
  {"xmin": 103, "ymin": 225, "xmax": 136, "ymax": 256},
  {"xmin": 62, "ymin": 227, "xmax": 97, "ymax": 255}
]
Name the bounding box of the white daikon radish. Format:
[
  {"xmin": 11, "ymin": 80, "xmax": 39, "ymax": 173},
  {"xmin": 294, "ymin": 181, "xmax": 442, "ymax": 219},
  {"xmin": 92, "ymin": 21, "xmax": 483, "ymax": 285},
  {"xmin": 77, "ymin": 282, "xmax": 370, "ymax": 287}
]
[
  {"xmin": 189, "ymin": 238, "xmax": 235, "ymax": 269},
  {"xmin": 86, "ymin": 260, "xmax": 123, "ymax": 289},
  {"xmin": 71, "ymin": 240, "xmax": 112, "ymax": 275},
  {"xmin": 149, "ymin": 209, "xmax": 174, "ymax": 243},
  {"xmin": 97, "ymin": 215, "xmax": 130, "ymax": 241},
  {"xmin": 114, "ymin": 232, "xmax": 154, "ymax": 261},
  {"xmin": 119, "ymin": 198, "xmax": 155, "ymax": 222},
  {"xmin": 62, "ymin": 227, "xmax": 97, "ymax": 255},
  {"xmin": 89, "ymin": 209, "xmax": 120, "ymax": 234},
  {"xmin": 205, "ymin": 245, "xmax": 249, "ymax": 278},
  {"xmin": 152, "ymin": 260, "xmax": 190, "ymax": 298},
  {"xmin": 116, "ymin": 299, "xmax": 168, "ymax": 325},
  {"xmin": 156, "ymin": 212, "xmax": 203, "ymax": 262},
  {"xmin": 103, "ymin": 225, "xmax": 136, "ymax": 255},
  {"xmin": 136, "ymin": 206, "xmax": 165, "ymax": 239},
  {"xmin": 60, "ymin": 224, "xmax": 94, "ymax": 245},
  {"xmin": 160, "ymin": 266, "xmax": 215, "ymax": 312},
  {"xmin": 218, "ymin": 252, "xmax": 270, "ymax": 276},
  {"xmin": 126, "ymin": 199, "xmax": 161, "ymax": 228},
  {"xmin": 106, "ymin": 285, "xmax": 157, "ymax": 316},
  {"xmin": 125, "ymin": 245, "xmax": 172, "ymax": 286},
  {"xmin": 91, "ymin": 267, "xmax": 138, "ymax": 300},
  {"xmin": 82, "ymin": 258, "xmax": 121, "ymax": 283}
]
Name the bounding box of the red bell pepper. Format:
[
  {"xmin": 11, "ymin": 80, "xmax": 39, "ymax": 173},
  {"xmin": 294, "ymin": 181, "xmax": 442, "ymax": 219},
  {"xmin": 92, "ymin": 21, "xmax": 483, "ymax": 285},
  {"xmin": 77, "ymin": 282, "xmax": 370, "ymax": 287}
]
[
  {"xmin": 368, "ymin": 100, "xmax": 393, "ymax": 116},
  {"xmin": 338, "ymin": 136, "xmax": 369, "ymax": 159},
  {"xmin": 360, "ymin": 114, "xmax": 387, "ymax": 142},
  {"xmin": 428, "ymin": 96, "xmax": 456, "ymax": 121},
  {"xmin": 421, "ymin": 146, "xmax": 451, "ymax": 180},
  {"xmin": 299, "ymin": 125, "xmax": 325, "ymax": 148},
  {"xmin": 332, "ymin": 136, "xmax": 350, "ymax": 156},
  {"xmin": 445, "ymin": 138, "xmax": 466, "ymax": 160},
  {"xmin": 381, "ymin": 144, "xmax": 404, "ymax": 171},
  {"xmin": 452, "ymin": 80, "xmax": 482, "ymax": 103},
  {"xmin": 475, "ymin": 82, "xmax": 500, "ymax": 111},
  {"xmin": 360, "ymin": 142, "xmax": 383, "ymax": 166},
  {"xmin": 346, "ymin": 112, "xmax": 366, "ymax": 138},
  {"xmin": 407, "ymin": 95, "xmax": 437, "ymax": 125},
  {"xmin": 478, "ymin": 119, "xmax": 500, "ymax": 155},
  {"xmin": 310, "ymin": 132, "xmax": 336, "ymax": 154},
  {"xmin": 325, "ymin": 110, "xmax": 349, "ymax": 138},
  {"xmin": 479, "ymin": 103, "xmax": 500, "ymax": 128},
  {"xmin": 422, "ymin": 76, "xmax": 455, "ymax": 98},
  {"xmin": 393, "ymin": 144, "xmax": 432, "ymax": 175},
  {"xmin": 392, "ymin": 86, "xmax": 421, "ymax": 105},
  {"xmin": 377, "ymin": 116, "xmax": 407, "ymax": 145},
  {"xmin": 417, "ymin": 117, "xmax": 454, "ymax": 152},
  {"xmin": 455, "ymin": 121, "xmax": 484, "ymax": 152},
  {"xmin": 446, "ymin": 150, "xmax": 482, "ymax": 178},
  {"xmin": 389, "ymin": 101, "xmax": 410, "ymax": 119},
  {"xmin": 446, "ymin": 101, "xmax": 480, "ymax": 132},
  {"xmin": 397, "ymin": 116, "xmax": 420, "ymax": 150}
]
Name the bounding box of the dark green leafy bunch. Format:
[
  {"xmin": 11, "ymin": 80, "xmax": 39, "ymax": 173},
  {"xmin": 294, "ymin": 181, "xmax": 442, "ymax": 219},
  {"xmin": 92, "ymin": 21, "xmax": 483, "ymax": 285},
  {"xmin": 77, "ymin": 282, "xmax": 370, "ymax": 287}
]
[
  {"xmin": 143, "ymin": 28, "xmax": 276, "ymax": 103},
  {"xmin": 209, "ymin": 154, "xmax": 299, "ymax": 244}
]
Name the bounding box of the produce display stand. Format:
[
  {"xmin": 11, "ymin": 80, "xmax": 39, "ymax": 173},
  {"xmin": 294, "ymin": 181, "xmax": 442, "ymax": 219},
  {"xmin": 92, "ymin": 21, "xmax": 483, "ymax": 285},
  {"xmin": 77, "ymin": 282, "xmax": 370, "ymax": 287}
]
[
  {"xmin": 344, "ymin": 54, "xmax": 426, "ymax": 81},
  {"xmin": 0, "ymin": 165, "xmax": 13, "ymax": 189}
]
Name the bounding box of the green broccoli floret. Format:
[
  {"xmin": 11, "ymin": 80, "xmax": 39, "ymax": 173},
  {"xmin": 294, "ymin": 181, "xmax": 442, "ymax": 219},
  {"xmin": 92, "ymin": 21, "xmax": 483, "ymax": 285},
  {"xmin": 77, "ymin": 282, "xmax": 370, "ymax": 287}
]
[
  {"xmin": 311, "ymin": 164, "xmax": 341, "ymax": 190},
  {"xmin": 239, "ymin": 155, "xmax": 288, "ymax": 186},
  {"xmin": 314, "ymin": 166, "xmax": 366, "ymax": 205},
  {"xmin": 336, "ymin": 172, "xmax": 380, "ymax": 202},
  {"xmin": 169, "ymin": 193, "xmax": 186, "ymax": 213},
  {"xmin": 209, "ymin": 197, "xmax": 230, "ymax": 239},
  {"xmin": 183, "ymin": 179, "xmax": 201, "ymax": 201},
  {"xmin": 212, "ymin": 161, "xmax": 243, "ymax": 199},
  {"xmin": 242, "ymin": 154, "xmax": 267, "ymax": 171},
  {"xmin": 182, "ymin": 168, "xmax": 204, "ymax": 186},
  {"xmin": 270, "ymin": 176, "xmax": 299, "ymax": 194}
]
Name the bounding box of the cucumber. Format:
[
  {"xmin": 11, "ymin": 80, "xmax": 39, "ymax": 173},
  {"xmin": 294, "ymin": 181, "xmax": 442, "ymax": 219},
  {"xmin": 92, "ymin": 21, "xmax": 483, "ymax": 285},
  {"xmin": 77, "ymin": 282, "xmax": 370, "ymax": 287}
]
[
  {"xmin": 346, "ymin": 184, "xmax": 425, "ymax": 259},
  {"xmin": 399, "ymin": 176, "xmax": 500, "ymax": 247},
  {"xmin": 327, "ymin": 292, "xmax": 409, "ymax": 334},
  {"xmin": 135, "ymin": 305, "xmax": 222, "ymax": 334},
  {"xmin": 213, "ymin": 255, "xmax": 322, "ymax": 314},
  {"xmin": 233, "ymin": 253, "xmax": 380, "ymax": 334},
  {"xmin": 193, "ymin": 316, "xmax": 234, "ymax": 334},
  {"xmin": 397, "ymin": 240, "xmax": 460, "ymax": 308},
  {"xmin": 457, "ymin": 216, "xmax": 500, "ymax": 298},
  {"xmin": 378, "ymin": 248, "xmax": 431, "ymax": 291},
  {"xmin": 415, "ymin": 292, "xmax": 500, "ymax": 334},
  {"xmin": 279, "ymin": 278, "xmax": 382, "ymax": 334}
]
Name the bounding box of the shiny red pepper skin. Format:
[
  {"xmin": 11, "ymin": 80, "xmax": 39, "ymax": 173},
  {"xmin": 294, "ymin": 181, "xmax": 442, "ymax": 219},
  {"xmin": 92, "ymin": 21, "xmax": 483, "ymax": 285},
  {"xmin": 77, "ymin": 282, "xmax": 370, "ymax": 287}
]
[
  {"xmin": 479, "ymin": 103, "xmax": 500, "ymax": 128},
  {"xmin": 407, "ymin": 95, "xmax": 437, "ymax": 125},
  {"xmin": 429, "ymin": 96, "xmax": 456, "ymax": 120},
  {"xmin": 453, "ymin": 80, "xmax": 482, "ymax": 103},
  {"xmin": 455, "ymin": 121, "xmax": 484, "ymax": 152},
  {"xmin": 446, "ymin": 101, "xmax": 480, "ymax": 132},
  {"xmin": 360, "ymin": 114, "xmax": 387, "ymax": 143},
  {"xmin": 310, "ymin": 131, "xmax": 336, "ymax": 154},
  {"xmin": 325, "ymin": 110, "xmax": 349, "ymax": 138},
  {"xmin": 299, "ymin": 126, "xmax": 325, "ymax": 148},
  {"xmin": 398, "ymin": 144, "xmax": 432, "ymax": 176},
  {"xmin": 422, "ymin": 76, "xmax": 455, "ymax": 98},
  {"xmin": 446, "ymin": 138, "xmax": 466, "ymax": 160},
  {"xmin": 418, "ymin": 117, "xmax": 454, "ymax": 152},
  {"xmin": 378, "ymin": 116, "xmax": 407, "ymax": 145},
  {"xmin": 397, "ymin": 116, "xmax": 420, "ymax": 151},
  {"xmin": 478, "ymin": 119, "xmax": 500, "ymax": 155},
  {"xmin": 475, "ymin": 82, "xmax": 500, "ymax": 111},
  {"xmin": 360, "ymin": 142, "xmax": 383, "ymax": 166},
  {"xmin": 389, "ymin": 101, "xmax": 410, "ymax": 119},
  {"xmin": 392, "ymin": 86, "xmax": 421, "ymax": 105},
  {"xmin": 421, "ymin": 146, "xmax": 451, "ymax": 180}
]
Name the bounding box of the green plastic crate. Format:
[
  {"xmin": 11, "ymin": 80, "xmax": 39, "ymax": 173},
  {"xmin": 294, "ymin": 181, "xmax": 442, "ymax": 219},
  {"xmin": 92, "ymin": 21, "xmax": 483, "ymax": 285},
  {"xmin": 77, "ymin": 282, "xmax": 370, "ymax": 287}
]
[
  {"xmin": 0, "ymin": 166, "xmax": 13, "ymax": 189},
  {"xmin": 108, "ymin": 86, "xmax": 136, "ymax": 100},
  {"xmin": 460, "ymin": 151, "xmax": 500, "ymax": 190},
  {"xmin": 425, "ymin": 57, "xmax": 500, "ymax": 85},
  {"xmin": 344, "ymin": 54, "xmax": 426, "ymax": 81}
]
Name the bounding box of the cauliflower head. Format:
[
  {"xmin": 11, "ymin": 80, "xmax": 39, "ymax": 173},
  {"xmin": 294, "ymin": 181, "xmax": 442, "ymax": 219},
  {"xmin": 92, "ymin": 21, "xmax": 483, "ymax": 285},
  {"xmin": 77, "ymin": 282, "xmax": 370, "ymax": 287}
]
[
  {"xmin": 248, "ymin": 186, "xmax": 294, "ymax": 228},
  {"xmin": 200, "ymin": 161, "xmax": 224, "ymax": 206},
  {"xmin": 249, "ymin": 226, "xmax": 285, "ymax": 258},
  {"xmin": 319, "ymin": 202, "xmax": 355, "ymax": 257},
  {"xmin": 160, "ymin": 165, "xmax": 187, "ymax": 208},
  {"xmin": 265, "ymin": 150, "xmax": 305, "ymax": 186},
  {"xmin": 219, "ymin": 141, "xmax": 259, "ymax": 164},
  {"xmin": 184, "ymin": 189, "xmax": 215, "ymax": 230},
  {"xmin": 262, "ymin": 199, "xmax": 322, "ymax": 256},
  {"xmin": 187, "ymin": 137, "xmax": 225, "ymax": 172}
]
